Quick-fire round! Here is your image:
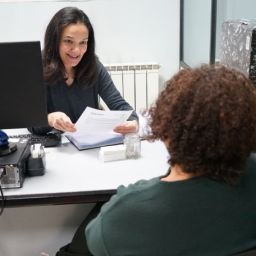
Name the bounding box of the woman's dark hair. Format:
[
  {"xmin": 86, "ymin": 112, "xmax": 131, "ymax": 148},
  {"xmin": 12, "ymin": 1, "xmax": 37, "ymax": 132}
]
[
  {"xmin": 43, "ymin": 6, "xmax": 97, "ymax": 85},
  {"xmin": 148, "ymin": 65, "xmax": 256, "ymax": 185}
]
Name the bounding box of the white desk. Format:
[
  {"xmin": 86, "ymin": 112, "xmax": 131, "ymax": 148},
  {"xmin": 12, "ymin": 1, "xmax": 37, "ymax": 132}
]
[
  {"xmin": 1, "ymin": 131, "xmax": 169, "ymax": 256},
  {"xmin": 3, "ymin": 132, "xmax": 169, "ymax": 207}
]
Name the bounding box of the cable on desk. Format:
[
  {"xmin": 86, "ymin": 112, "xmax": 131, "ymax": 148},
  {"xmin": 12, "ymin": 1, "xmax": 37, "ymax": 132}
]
[{"xmin": 0, "ymin": 168, "xmax": 5, "ymax": 216}]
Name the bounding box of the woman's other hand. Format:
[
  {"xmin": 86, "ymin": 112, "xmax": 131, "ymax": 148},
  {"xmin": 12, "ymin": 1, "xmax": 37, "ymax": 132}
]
[
  {"xmin": 48, "ymin": 112, "xmax": 76, "ymax": 132},
  {"xmin": 113, "ymin": 120, "xmax": 138, "ymax": 135}
]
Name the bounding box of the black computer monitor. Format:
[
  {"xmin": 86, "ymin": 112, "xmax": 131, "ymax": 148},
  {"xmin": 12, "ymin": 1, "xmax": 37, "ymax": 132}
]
[{"xmin": 0, "ymin": 41, "xmax": 48, "ymax": 129}]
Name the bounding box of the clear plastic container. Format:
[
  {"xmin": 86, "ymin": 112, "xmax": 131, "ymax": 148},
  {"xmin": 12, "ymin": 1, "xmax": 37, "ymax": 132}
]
[{"xmin": 124, "ymin": 133, "xmax": 141, "ymax": 159}]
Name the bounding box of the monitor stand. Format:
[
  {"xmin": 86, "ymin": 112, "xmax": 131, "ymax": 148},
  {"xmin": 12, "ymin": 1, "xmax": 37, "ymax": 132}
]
[{"xmin": 0, "ymin": 130, "xmax": 17, "ymax": 157}]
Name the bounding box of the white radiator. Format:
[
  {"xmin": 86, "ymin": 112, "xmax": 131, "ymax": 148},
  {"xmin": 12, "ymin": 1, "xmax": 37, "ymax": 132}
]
[{"xmin": 101, "ymin": 63, "xmax": 160, "ymax": 112}]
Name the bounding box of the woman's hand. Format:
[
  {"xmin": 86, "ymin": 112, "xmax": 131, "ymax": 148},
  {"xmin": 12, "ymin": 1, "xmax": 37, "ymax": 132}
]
[
  {"xmin": 113, "ymin": 120, "xmax": 138, "ymax": 135},
  {"xmin": 48, "ymin": 112, "xmax": 76, "ymax": 132}
]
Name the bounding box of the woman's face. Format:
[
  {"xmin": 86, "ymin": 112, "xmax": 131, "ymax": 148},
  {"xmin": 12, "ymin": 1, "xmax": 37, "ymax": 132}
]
[{"xmin": 59, "ymin": 23, "xmax": 89, "ymax": 71}]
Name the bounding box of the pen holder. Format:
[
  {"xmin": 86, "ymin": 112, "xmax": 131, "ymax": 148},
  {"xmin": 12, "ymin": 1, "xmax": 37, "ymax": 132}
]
[{"xmin": 26, "ymin": 152, "xmax": 46, "ymax": 176}]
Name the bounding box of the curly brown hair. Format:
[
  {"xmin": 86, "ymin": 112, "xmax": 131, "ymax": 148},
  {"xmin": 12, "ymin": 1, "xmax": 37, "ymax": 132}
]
[{"xmin": 148, "ymin": 65, "xmax": 256, "ymax": 185}]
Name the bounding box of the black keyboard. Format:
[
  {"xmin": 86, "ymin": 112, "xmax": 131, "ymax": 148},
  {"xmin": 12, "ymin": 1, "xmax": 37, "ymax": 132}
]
[{"xmin": 8, "ymin": 133, "xmax": 61, "ymax": 147}]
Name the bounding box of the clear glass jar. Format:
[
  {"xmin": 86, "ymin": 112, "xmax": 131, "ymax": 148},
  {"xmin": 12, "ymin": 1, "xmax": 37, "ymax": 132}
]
[{"xmin": 124, "ymin": 133, "xmax": 141, "ymax": 159}]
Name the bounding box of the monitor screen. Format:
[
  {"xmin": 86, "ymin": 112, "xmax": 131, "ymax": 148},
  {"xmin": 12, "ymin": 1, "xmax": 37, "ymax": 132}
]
[{"xmin": 0, "ymin": 41, "xmax": 48, "ymax": 129}]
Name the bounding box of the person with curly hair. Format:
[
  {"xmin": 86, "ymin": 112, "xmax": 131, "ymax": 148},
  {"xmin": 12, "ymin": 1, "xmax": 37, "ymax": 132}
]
[
  {"xmin": 148, "ymin": 65, "xmax": 256, "ymax": 186},
  {"xmin": 57, "ymin": 65, "xmax": 256, "ymax": 256}
]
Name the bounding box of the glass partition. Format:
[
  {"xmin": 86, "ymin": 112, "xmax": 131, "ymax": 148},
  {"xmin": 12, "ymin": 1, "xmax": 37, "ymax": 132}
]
[
  {"xmin": 182, "ymin": 0, "xmax": 212, "ymax": 68},
  {"xmin": 181, "ymin": 0, "xmax": 256, "ymax": 68}
]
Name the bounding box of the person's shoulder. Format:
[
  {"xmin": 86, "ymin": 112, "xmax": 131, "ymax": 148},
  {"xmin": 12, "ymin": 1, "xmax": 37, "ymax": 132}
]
[
  {"xmin": 117, "ymin": 177, "xmax": 160, "ymax": 195},
  {"xmin": 95, "ymin": 58, "xmax": 103, "ymax": 69},
  {"xmin": 95, "ymin": 58, "xmax": 109, "ymax": 73},
  {"xmin": 101, "ymin": 178, "xmax": 160, "ymax": 213}
]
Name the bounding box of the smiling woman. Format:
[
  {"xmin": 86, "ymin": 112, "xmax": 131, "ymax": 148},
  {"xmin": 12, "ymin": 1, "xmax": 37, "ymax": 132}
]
[{"xmin": 30, "ymin": 6, "xmax": 139, "ymax": 136}]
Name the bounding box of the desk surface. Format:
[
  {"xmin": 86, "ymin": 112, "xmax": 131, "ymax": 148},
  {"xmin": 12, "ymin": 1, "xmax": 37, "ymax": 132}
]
[{"xmin": 2, "ymin": 130, "xmax": 169, "ymax": 207}]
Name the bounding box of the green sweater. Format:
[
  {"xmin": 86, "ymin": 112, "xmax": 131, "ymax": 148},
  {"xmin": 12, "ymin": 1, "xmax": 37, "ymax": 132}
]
[{"xmin": 85, "ymin": 154, "xmax": 256, "ymax": 256}]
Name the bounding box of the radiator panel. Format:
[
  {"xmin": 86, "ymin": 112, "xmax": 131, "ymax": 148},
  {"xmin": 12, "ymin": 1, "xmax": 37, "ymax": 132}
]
[{"xmin": 101, "ymin": 63, "xmax": 160, "ymax": 112}]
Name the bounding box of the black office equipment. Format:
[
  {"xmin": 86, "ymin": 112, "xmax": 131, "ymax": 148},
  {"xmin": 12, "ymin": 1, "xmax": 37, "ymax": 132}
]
[
  {"xmin": 0, "ymin": 41, "xmax": 53, "ymax": 159},
  {"xmin": 0, "ymin": 41, "xmax": 51, "ymax": 189},
  {"xmin": 0, "ymin": 41, "xmax": 48, "ymax": 129},
  {"xmin": 8, "ymin": 132, "xmax": 61, "ymax": 148},
  {"xmin": 0, "ymin": 139, "xmax": 30, "ymax": 188},
  {"xmin": 26, "ymin": 143, "xmax": 46, "ymax": 176}
]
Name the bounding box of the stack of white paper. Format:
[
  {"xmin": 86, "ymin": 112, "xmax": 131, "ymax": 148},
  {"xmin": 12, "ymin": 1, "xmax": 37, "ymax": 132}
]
[{"xmin": 64, "ymin": 107, "xmax": 132, "ymax": 150}]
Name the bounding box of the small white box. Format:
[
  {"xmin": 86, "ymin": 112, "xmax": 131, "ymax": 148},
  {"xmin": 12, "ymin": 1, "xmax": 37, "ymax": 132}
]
[{"xmin": 99, "ymin": 144, "xmax": 126, "ymax": 162}]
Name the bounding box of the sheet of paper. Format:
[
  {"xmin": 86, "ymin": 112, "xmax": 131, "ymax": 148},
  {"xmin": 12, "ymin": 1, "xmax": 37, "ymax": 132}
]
[{"xmin": 64, "ymin": 107, "xmax": 132, "ymax": 148}]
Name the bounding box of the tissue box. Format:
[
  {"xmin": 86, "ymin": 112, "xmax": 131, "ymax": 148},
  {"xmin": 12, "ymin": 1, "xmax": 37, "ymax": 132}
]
[
  {"xmin": 220, "ymin": 19, "xmax": 256, "ymax": 84},
  {"xmin": 99, "ymin": 144, "xmax": 126, "ymax": 162}
]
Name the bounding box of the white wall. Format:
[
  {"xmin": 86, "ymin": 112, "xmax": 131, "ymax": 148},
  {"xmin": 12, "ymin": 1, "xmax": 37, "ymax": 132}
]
[
  {"xmin": 0, "ymin": 1, "xmax": 180, "ymax": 255},
  {"xmin": 0, "ymin": 0, "xmax": 180, "ymax": 85}
]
